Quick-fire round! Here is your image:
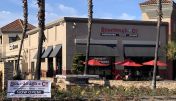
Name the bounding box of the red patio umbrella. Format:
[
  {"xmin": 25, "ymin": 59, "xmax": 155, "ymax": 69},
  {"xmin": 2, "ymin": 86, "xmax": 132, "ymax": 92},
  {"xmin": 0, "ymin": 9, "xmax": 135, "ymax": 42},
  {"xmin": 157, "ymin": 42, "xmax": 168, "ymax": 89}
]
[
  {"xmin": 142, "ymin": 60, "xmax": 167, "ymax": 67},
  {"xmin": 114, "ymin": 59, "xmax": 142, "ymax": 67},
  {"xmin": 114, "ymin": 59, "xmax": 130, "ymax": 65},
  {"xmin": 83, "ymin": 59, "xmax": 109, "ymax": 66}
]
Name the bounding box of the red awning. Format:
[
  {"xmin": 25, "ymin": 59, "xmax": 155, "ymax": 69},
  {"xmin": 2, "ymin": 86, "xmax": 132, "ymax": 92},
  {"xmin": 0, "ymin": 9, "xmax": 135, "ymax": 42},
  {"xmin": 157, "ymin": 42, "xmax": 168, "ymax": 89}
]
[
  {"xmin": 84, "ymin": 59, "xmax": 109, "ymax": 66},
  {"xmin": 114, "ymin": 59, "xmax": 142, "ymax": 67},
  {"xmin": 114, "ymin": 59, "xmax": 130, "ymax": 65},
  {"xmin": 142, "ymin": 60, "xmax": 167, "ymax": 67}
]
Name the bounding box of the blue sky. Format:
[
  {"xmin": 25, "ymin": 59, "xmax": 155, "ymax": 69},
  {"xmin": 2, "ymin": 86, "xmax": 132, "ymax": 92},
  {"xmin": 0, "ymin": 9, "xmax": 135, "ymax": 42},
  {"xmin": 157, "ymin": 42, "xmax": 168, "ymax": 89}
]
[{"xmin": 0, "ymin": 0, "xmax": 147, "ymax": 27}]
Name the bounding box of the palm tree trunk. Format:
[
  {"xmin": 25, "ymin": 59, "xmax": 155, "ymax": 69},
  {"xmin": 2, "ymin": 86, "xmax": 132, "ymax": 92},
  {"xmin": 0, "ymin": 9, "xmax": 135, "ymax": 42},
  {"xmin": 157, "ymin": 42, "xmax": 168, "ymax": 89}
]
[
  {"xmin": 16, "ymin": 0, "xmax": 28, "ymax": 79},
  {"xmin": 84, "ymin": 0, "xmax": 93, "ymax": 75},
  {"xmin": 152, "ymin": 0, "xmax": 162, "ymax": 90},
  {"xmin": 35, "ymin": 0, "xmax": 45, "ymax": 80}
]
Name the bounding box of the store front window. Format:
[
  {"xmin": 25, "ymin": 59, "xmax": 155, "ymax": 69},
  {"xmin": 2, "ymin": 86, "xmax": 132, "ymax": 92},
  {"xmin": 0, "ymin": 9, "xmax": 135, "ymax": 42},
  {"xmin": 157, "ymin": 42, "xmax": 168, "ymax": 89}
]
[{"xmin": 124, "ymin": 57, "xmax": 154, "ymax": 81}]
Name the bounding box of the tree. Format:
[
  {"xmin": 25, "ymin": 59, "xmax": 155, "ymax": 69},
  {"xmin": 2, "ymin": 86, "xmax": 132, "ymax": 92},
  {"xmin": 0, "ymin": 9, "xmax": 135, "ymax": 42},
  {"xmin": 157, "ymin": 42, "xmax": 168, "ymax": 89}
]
[
  {"xmin": 84, "ymin": 0, "xmax": 93, "ymax": 75},
  {"xmin": 72, "ymin": 53, "xmax": 85, "ymax": 74},
  {"xmin": 166, "ymin": 41, "xmax": 176, "ymax": 60},
  {"xmin": 152, "ymin": 0, "xmax": 162, "ymax": 90},
  {"xmin": 35, "ymin": 0, "xmax": 45, "ymax": 80},
  {"xmin": 15, "ymin": 0, "xmax": 28, "ymax": 80}
]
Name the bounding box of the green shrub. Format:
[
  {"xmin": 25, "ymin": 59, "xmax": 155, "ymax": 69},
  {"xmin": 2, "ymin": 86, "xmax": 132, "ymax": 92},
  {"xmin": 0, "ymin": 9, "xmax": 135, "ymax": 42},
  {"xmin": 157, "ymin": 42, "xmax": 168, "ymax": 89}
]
[
  {"xmin": 70, "ymin": 86, "xmax": 83, "ymax": 98},
  {"xmin": 2, "ymin": 85, "xmax": 176, "ymax": 100},
  {"xmin": 155, "ymin": 87, "xmax": 170, "ymax": 96},
  {"xmin": 170, "ymin": 88, "xmax": 176, "ymax": 95},
  {"xmin": 114, "ymin": 85, "xmax": 126, "ymax": 96},
  {"xmin": 72, "ymin": 53, "xmax": 85, "ymax": 74},
  {"xmin": 125, "ymin": 86, "xmax": 140, "ymax": 96},
  {"xmin": 138, "ymin": 86, "xmax": 152, "ymax": 96}
]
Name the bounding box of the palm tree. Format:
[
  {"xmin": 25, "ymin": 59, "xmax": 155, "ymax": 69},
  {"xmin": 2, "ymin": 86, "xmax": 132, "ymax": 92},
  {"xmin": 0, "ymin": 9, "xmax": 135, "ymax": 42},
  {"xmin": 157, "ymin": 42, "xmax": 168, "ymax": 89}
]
[
  {"xmin": 84, "ymin": 0, "xmax": 93, "ymax": 75},
  {"xmin": 35, "ymin": 0, "xmax": 45, "ymax": 80},
  {"xmin": 15, "ymin": 0, "xmax": 28, "ymax": 79},
  {"xmin": 152, "ymin": 0, "xmax": 162, "ymax": 90}
]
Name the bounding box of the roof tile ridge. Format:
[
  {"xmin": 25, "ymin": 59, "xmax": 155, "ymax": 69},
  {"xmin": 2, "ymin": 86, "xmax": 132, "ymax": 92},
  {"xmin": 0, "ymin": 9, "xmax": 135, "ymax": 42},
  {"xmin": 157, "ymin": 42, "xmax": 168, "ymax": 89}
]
[{"xmin": 19, "ymin": 19, "xmax": 24, "ymax": 29}]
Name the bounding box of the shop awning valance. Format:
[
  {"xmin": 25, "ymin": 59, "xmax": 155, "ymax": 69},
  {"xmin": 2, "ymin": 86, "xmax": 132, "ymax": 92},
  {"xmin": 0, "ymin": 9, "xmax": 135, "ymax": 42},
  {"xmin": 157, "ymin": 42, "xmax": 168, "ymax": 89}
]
[
  {"xmin": 8, "ymin": 34, "xmax": 18, "ymax": 37},
  {"xmin": 124, "ymin": 46, "xmax": 162, "ymax": 57},
  {"xmin": 76, "ymin": 44, "xmax": 118, "ymax": 56},
  {"xmin": 41, "ymin": 46, "xmax": 53, "ymax": 58},
  {"xmin": 33, "ymin": 48, "xmax": 45, "ymax": 59},
  {"xmin": 49, "ymin": 44, "xmax": 62, "ymax": 57}
]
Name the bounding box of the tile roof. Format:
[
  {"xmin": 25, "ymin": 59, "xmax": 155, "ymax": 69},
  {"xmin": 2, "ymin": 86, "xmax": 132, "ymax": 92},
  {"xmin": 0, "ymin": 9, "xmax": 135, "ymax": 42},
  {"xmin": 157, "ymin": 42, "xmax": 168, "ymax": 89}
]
[
  {"xmin": 1, "ymin": 19, "xmax": 36, "ymax": 33},
  {"xmin": 140, "ymin": 0, "xmax": 172, "ymax": 5}
]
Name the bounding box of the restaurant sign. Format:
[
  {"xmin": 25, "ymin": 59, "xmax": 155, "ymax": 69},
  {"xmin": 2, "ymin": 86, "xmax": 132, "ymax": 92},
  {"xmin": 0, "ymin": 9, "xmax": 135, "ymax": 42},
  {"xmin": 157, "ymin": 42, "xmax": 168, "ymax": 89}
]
[
  {"xmin": 100, "ymin": 27, "xmax": 138, "ymax": 37},
  {"xmin": 9, "ymin": 44, "xmax": 18, "ymax": 50},
  {"xmin": 7, "ymin": 80, "xmax": 51, "ymax": 98},
  {"xmin": 93, "ymin": 57, "xmax": 110, "ymax": 64}
]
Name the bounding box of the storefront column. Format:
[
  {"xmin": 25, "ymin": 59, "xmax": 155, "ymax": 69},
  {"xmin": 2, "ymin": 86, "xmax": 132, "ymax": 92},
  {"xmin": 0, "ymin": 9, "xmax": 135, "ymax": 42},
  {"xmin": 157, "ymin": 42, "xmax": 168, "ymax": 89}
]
[
  {"xmin": 115, "ymin": 37, "xmax": 124, "ymax": 72},
  {"xmin": 53, "ymin": 57, "xmax": 57, "ymax": 75},
  {"xmin": 115, "ymin": 57, "xmax": 124, "ymax": 71},
  {"xmin": 13, "ymin": 60, "xmax": 16, "ymax": 70},
  {"xmin": 158, "ymin": 57, "xmax": 168, "ymax": 79},
  {"xmin": 20, "ymin": 59, "xmax": 22, "ymax": 73},
  {"xmin": 34, "ymin": 59, "xmax": 36, "ymax": 73},
  {"xmin": 167, "ymin": 61, "xmax": 173, "ymax": 80},
  {"xmin": 43, "ymin": 58, "xmax": 48, "ymax": 77}
]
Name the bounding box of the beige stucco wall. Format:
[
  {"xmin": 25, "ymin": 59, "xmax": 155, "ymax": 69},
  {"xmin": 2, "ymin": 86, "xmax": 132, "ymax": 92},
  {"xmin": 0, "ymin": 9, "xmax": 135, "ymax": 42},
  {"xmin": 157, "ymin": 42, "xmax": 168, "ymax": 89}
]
[
  {"xmin": 0, "ymin": 62, "xmax": 4, "ymax": 72},
  {"xmin": 1, "ymin": 32, "xmax": 22, "ymax": 59},
  {"xmin": 142, "ymin": 12, "xmax": 171, "ymax": 41},
  {"xmin": 140, "ymin": 3, "xmax": 174, "ymax": 42},
  {"xmin": 141, "ymin": 13, "xmax": 149, "ymax": 21},
  {"xmin": 27, "ymin": 22, "xmax": 66, "ymax": 75},
  {"xmin": 2, "ymin": 34, "xmax": 9, "ymax": 58},
  {"xmin": 5, "ymin": 39, "xmax": 28, "ymax": 56},
  {"xmin": 5, "ymin": 39, "xmax": 29, "ymax": 73},
  {"xmin": 0, "ymin": 62, "xmax": 4, "ymax": 89}
]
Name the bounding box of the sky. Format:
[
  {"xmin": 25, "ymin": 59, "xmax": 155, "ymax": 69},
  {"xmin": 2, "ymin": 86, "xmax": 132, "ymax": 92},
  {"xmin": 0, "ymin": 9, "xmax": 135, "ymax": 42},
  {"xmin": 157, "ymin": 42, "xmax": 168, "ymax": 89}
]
[{"xmin": 0, "ymin": 0, "xmax": 149, "ymax": 27}]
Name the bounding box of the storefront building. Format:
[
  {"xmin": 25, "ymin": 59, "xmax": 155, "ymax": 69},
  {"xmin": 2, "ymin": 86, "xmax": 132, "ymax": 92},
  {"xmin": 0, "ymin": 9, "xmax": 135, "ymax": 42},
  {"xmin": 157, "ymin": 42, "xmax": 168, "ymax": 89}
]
[
  {"xmin": 3, "ymin": 17, "xmax": 168, "ymax": 79},
  {"xmin": 0, "ymin": 19, "xmax": 35, "ymax": 75},
  {"xmin": 2, "ymin": 0, "xmax": 176, "ymax": 80}
]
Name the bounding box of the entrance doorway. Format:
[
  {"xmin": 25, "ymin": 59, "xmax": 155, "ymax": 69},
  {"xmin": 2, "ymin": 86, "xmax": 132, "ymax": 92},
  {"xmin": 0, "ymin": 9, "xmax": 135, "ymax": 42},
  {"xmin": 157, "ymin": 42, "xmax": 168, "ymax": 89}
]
[
  {"xmin": 56, "ymin": 51, "xmax": 62, "ymax": 75},
  {"xmin": 47, "ymin": 58, "xmax": 54, "ymax": 77}
]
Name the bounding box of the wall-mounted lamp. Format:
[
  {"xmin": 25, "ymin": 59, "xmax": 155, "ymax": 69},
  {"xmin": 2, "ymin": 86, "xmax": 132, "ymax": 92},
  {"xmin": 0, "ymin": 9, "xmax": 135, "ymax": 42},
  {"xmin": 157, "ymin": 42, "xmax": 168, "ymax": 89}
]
[{"xmin": 72, "ymin": 22, "xmax": 77, "ymax": 29}]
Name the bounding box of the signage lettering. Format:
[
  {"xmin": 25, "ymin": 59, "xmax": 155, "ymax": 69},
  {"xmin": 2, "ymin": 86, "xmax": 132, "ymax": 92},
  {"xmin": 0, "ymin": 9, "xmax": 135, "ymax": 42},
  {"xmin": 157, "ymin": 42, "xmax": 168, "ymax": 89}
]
[
  {"xmin": 100, "ymin": 27, "xmax": 138, "ymax": 37},
  {"xmin": 93, "ymin": 57, "xmax": 110, "ymax": 64},
  {"xmin": 7, "ymin": 80, "xmax": 51, "ymax": 98},
  {"xmin": 9, "ymin": 44, "xmax": 18, "ymax": 50},
  {"xmin": 101, "ymin": 27, "xmax": 138, "ymax": 33},
  {"xmin": 15, "ymin": 90, "xmax": 44, "ymax": 94}
]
